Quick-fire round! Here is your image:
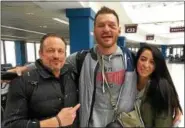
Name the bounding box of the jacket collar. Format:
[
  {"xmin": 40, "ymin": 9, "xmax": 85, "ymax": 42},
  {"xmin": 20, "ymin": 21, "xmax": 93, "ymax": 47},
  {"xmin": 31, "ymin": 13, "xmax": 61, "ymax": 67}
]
[{"xmin": 35, "ymin": 59, "xmax": 68, "ymax": 79}]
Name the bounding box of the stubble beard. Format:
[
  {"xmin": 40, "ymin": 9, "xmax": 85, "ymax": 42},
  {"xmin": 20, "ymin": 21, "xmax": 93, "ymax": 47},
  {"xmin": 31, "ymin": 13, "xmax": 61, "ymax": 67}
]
[{"xmin": 99, "ymin": 40, "xmax": 116, "ymax": 49}]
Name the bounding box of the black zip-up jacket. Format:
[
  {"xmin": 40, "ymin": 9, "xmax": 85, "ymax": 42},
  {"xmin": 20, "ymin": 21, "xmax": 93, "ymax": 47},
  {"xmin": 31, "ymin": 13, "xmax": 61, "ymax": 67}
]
[{"xmin": 2, "ymin": 60, "xmax": 79, "ymax": 128}]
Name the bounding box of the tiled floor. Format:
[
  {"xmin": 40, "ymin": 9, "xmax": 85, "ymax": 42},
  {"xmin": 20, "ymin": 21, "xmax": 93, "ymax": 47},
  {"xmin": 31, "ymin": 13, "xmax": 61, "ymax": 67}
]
[{"xmin": 167, "ymin": 62, "xmax": 184, "ymax": 127}]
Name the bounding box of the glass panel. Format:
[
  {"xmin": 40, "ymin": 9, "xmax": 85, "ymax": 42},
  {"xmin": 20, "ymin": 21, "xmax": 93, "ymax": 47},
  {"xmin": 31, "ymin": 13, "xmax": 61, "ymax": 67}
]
[
  {"xmin": 173, "ymin": 48, "xmax": 177, "ymax": 56},
  {"xmin": 66, "ymin": 45, "xmax": 70, "ymax": 57},
  {"xmin": 26, "ymin": 43, "xmax": 35, "ymax": 62},
  {"xmin": 177, "ymin": 48, "xmax": 181, "ymax": 56},
  {"xmin": 1, "ymin": 40, "xmax": 5, "ymax": 64},
  {"xmin": 35, "ymin": 43, "xmax": 40, "ymax": 59},
  {"xmin": 166, "ymin": 48, "xmax": 170, "ymax": 57},
  {"xmin": 4, "ymin": 41, "xmax": 16, "ymax": 66},
  {"xmin": 135, "ymin": 48, "xmax": 138, "ymax": 52},
  {"xmin": 180, "ymin": 47, "xmax": 183, "ymax": 56}
]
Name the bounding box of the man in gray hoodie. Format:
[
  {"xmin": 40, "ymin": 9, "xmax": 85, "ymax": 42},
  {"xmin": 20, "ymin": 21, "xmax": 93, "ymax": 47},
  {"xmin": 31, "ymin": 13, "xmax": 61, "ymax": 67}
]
[{"xmin": 66, "ymin": 6, "xmax": 137, "ymax": 127}]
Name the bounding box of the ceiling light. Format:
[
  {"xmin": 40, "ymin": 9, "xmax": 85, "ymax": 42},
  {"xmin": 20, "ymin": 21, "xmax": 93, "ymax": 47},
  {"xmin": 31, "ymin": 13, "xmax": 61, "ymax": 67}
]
[
  {"xmin": 39, "ymin": 25, "xmax": 47, "ymax": 28},
  {"xmin": 26, "ymin": 12, "xmax": 34, "ymax": 15},
  {"xmin": 52, "ymin": 18, "xmax": 69, "ymax": 25},
  {"xmin": 1, "ymin": 25, "xmax": 46, "ymax": 35},
  {"xmin": 1, "ymin": 34, "xmax": 26, "ymax": 39}
]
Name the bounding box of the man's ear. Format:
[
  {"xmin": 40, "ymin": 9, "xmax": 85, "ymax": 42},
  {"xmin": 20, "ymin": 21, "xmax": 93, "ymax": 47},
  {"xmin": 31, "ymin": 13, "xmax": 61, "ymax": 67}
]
[
  {"xmin": 118, "ymin": 27, "xmax": 121, "ymax": 34},
  {"xmin": 39, "ymin": 50, "xmax": 42, "ymax": 58},
  {"xmin": 93, "ymin": 28, "xmax": 96, "ymax": 38}
]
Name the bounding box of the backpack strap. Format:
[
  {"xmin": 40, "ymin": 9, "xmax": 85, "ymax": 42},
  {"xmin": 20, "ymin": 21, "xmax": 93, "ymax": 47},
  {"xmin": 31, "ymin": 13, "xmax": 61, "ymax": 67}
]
[
  {"xmin": 120, "ymin": 46, "xmax": 135, "ymax": 71},
  {"xmin": 76, "ymin": 50, "xmax": 89, "ymax": 74},
  {"xmin": 23, "ymin": 70, "xmax": 39, "ymax": 102},
  {"xmin": 64, "ymin": 64, "xmax": 79, "ymax": 90}
]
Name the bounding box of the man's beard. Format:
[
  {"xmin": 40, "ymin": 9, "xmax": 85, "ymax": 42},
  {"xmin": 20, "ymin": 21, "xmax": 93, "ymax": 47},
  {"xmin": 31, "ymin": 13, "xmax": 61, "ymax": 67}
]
[
  {"xmin": 50, "ymin": 66, "xmax": 61, "ymax": 73},
  {"xmin": 99, "ymin": 41, "xmax": 116, "ymax": 48}
]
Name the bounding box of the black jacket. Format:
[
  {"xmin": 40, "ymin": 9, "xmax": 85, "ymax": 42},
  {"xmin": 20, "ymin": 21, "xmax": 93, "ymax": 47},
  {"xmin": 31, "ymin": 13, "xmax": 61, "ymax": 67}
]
[{"xmin": 2, "ymin": 60, "xmax": 79, "ymax": 128}]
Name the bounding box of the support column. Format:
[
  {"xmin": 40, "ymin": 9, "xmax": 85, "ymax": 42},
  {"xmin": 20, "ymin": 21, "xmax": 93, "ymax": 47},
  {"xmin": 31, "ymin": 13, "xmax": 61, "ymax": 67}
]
[
  {"xmin": 15, "ymin": 41, "xmax": 26, "ymax": 66},
  {"xmin": 66, "ymin": 8, "xmax": 95, "ymax": 53},
  {"xmin": 117, "ymin": 36, "xmax": 126, "ymax": 48},
  {"xmin": 161, "ymin": 45, "xmax": 167, "ymax": 59}
]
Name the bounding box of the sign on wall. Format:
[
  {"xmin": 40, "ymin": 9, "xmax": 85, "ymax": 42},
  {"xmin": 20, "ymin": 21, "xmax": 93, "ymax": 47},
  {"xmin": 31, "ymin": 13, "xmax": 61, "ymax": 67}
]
[
  {"xmin": 170, "ymin": 26, "xmax": 184, "ymax": 33},
  {"xmin": 125, "ymin": 24, "xmax": 138, "ymax": 33},
  {"xmin": 146, "ymin": 34, "xmax": 154, "ymax": 40}
]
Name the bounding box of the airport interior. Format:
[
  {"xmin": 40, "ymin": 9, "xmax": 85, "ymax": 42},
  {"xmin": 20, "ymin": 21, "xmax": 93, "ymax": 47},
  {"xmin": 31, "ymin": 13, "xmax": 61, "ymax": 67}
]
[{"xmin": 1, "ymin": 1, "xmax": 184, "ymax": 127}]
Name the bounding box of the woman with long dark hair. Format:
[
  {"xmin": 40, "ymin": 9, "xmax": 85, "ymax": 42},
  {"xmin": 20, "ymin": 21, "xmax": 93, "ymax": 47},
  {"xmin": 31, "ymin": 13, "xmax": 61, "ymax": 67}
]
[{"xmin": 135, "ymin": 44, "xmax": 182, "ymax": 127}]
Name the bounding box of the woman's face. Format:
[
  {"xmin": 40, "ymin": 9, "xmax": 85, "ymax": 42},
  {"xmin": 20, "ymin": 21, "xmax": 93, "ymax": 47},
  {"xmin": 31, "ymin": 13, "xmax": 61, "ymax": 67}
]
[{"xmin": 137, "ymin": 49, "xmax": 155, "ymax": 78}]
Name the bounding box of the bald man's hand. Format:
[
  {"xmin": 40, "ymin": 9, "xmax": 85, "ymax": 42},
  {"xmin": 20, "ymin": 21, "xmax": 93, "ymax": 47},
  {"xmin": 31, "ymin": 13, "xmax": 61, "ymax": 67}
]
[{"xmin": 57, "ymin": 104, "xmax": 80, "ymax": 127}]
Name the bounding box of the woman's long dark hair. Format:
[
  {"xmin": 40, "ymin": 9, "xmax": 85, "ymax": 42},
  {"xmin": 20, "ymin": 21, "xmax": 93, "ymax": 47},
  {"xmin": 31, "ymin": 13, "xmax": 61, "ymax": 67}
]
[{"xmin": 135, "ymin": 44, "xmax": 182, "ymax": 114}]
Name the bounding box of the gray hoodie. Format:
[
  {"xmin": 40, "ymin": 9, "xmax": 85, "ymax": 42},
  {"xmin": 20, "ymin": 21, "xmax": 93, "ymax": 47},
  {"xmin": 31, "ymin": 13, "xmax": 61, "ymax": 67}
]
[{"xmin": 66, "ymin": 45, "xmax": 137, "ymax": 127}]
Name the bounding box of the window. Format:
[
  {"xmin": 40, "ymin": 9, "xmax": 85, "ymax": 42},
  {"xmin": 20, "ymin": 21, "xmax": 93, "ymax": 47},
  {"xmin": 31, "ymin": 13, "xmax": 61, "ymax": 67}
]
[
  {"xmin": 133, "ymin": 48, "xmax": 136, "ymax": 52},
  {"xmin": 173, "ymin": 48, "xmax": 177, "ymax": 56},
  {"xmin": 166, "ymin": 48, "xmax": 170, "ymax": 57},
  {"xmin": 26, "ymin": 43, "xmax": 35, "ymax": 62},
  {"xmin": 4, "ymin": 41, "xmax": 16, "ymax": 66},
  {"xmin": 66, "ymin": 45, "xmax": 70, "ymax": 57},
  {"xmin": 35, "ymin": 43, "xmax": 40, "ymax": 59},
  {"xmin": 1, "ymin": 40, "xmax": 5, "ymax": 64},
  {"xmin": 180, "ymin": 47, "xmax": 184, "ymax": 56},
  {"xmin": 135, "ymin": 48, "xmax": 138, "ymax": 52},
  {"xmin": 177, "ymin": 48, "xmax": 181, "ymax": 56}
]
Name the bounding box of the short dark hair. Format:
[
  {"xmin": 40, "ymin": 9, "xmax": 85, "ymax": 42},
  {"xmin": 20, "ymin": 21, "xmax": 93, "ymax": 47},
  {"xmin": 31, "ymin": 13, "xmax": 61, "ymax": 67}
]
[
  {"xmin": 40, "ymin": 33, "xmax": 67, "ymax": 52},
  {"xmin": 94, "ymin": 6, "xmax": 119, "ymax": 26}
]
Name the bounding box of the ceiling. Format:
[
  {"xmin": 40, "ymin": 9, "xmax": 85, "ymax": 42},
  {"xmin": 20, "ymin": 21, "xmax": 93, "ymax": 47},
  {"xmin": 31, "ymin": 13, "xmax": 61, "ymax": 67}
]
[
  {"xmin": 1, "ymin": 1, "xmax": 83, "ymax": 43},
  {"xmin": 1, "ymin": 1, "xmax": 184, "ymax": 45},
  {"xmin": 122, "ymin": 2, "xmax": 184, "ymax": 41}
]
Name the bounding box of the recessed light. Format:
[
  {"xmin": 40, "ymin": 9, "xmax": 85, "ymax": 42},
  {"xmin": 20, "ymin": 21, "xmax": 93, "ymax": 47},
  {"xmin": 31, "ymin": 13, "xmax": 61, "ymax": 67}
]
[
  {"xmin": 1, "ymin": 34, "xmax": 26, "ymax": 39},
  {"xmin": 52, "ymin": 18, "xmax": 69, "ymax": 25},
  {"xmin": 1, "ymin": 25, "xmax": 46, "ymax": 35},
  {"xmin": 26, "ymin": 12, "xmax": 34, "ymax": 15},
  {"xmin": 39, "ymin": 25, "xmax": 47, "ymax": 28}
]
